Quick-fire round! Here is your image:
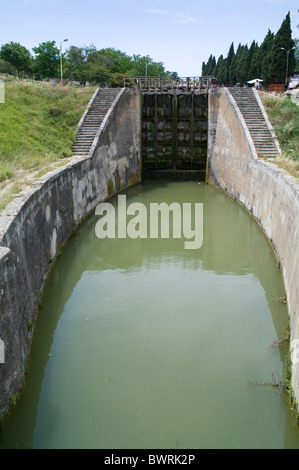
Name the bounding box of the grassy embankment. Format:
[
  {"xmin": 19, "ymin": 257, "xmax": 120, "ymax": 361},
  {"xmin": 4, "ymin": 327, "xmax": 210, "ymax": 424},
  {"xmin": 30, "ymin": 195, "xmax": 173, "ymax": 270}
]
[
  {"xmin": 0, "ymin": 78, "xmax": 96, "ymax": 211},
  {"xmin": 0, "ymin": 82, "xmax": 298, "ymax": 212},
  {"xmin": 259, "ymin": 91, "xmax": 299, "ymax": 178}
]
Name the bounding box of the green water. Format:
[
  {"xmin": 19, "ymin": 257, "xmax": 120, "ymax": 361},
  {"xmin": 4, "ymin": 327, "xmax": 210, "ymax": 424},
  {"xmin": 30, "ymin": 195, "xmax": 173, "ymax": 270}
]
[{"xmin": 1, "ymin": 182, "xmax": 299, "ymax": 449}]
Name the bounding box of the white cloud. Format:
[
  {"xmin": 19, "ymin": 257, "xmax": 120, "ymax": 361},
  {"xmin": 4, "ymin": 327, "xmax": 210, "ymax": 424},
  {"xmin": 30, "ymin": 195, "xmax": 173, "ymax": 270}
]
[
  {"xmin": 145, "ymin": 8, "xmax": 168, "ymax": 15},
  {"xmin": 144, "ymin": 8, "xmax": 200, "ymax": 25}
]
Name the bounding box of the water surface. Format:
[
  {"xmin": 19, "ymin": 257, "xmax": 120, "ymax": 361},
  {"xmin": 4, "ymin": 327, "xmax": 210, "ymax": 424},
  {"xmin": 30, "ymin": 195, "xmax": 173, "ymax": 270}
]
[{"xmin": 1, "ymin": 182, "xmax": 299, "ymax": 449}]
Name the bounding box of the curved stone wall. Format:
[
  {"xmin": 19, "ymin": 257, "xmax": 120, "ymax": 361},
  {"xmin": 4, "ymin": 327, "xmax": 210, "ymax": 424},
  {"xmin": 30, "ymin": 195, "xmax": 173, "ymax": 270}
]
[
  {"xmin": 0, "ymin": 88, "xmax": 141, "ymax": 417},
  {"xmin": 208, "ymin": 87, "xmax": 299, "ymax": 410}
]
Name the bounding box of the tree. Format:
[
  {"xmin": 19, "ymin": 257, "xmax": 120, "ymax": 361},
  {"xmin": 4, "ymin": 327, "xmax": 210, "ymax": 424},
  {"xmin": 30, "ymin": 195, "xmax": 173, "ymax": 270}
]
[
  {"xmin": 65, "ymin": 44, "xmax": 97, "ymax": 83},
  {"xmin": 130, "ymin": 54, "xmax": 166, "ymax": 77},
  {"xmin": 247, "ymin": 40, "xmax": 260, "ymax": 80},
  {"xmin": 0, "ymin": 42, "xmax": 31, "ymax": 77},
  {"xmin": 258, "ymin": 29, "xmax": 275, "ymax": 84},
  {"xmin": 32, "ymin": 41, "xmax": 60, "ymax": 79},
  {"xmin": 202, "ymin": 54, "xmax": 216, "ymax": 76},
  {"xmin": 267, "ymin": 12, "xmax": 295, "ymax": 85},
  {"xmin": 235, "ymin": 44, "xmax": 249, "ymax": 85},
  {"xmin": 295, "ymin": 38, "xmax": 299, "ymax": 70},
  {"xmin": 98, "ymin": 48, "xmax": 133, "ymax": 75},
  {"xmin": 229, "ymin": 44, "xmax": 240, "ymax": 85},
  {"xmin": 85, "ymin": 50, "xmax": 113, "ymax": 84},
  {"xmin": 295, "ymin": 12, "xmax": 299, "ymax": 70},
  {"xmin": 169, "ymin": 71, "xmax": 179, "ymax": 80},
  {"xmin": 214, "ymin": 55, "xmax": 224, "ymax": 83},
  {"xmin": 227, "ymin": 42, "xmax": 235, "ymax": 83},
  {"xmin": 84, "ymin": 62, "xmax": 111, "ymax": 85},
  {"xmin": 216, "ymin": 56, "xmax": 228, "ymax": 85},
  {"xmin": 0, "ymin": 58, "xmax": 16, "ymax": 76},
  {"xmin": 201, "ymin": 11, "xmax": 298, "ymax": 86}
]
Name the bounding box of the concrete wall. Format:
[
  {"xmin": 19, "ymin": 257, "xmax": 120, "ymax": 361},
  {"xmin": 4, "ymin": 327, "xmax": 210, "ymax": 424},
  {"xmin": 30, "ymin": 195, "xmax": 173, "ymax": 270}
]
[
  {"xmin": 208, "ymin": 87, "xmax": 299, "ymax": 409},
  {"xmin": 0, "ymin": 88, "xmax": 141, "ymax": 417}
]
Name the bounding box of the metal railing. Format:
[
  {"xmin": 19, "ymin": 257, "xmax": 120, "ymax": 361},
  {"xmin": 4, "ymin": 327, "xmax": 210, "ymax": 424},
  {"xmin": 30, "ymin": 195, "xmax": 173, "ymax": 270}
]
[{"xmin": 123, "ymin": 75, "xmax": 217, "ymax": 92}]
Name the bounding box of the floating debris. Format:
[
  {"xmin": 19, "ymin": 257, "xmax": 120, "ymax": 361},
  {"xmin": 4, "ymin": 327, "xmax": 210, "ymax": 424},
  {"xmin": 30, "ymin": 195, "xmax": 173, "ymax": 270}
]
[
  {"xmin": 266, "ymin": 338, "xmax": 288, "ymax": 352},
  {"xmin": 272, "ymin": 296, "xmax": 287, "ymax": 304},
  {"xmin": 248, "ymin": 378, "xmax": 284, "ymax": 389}
]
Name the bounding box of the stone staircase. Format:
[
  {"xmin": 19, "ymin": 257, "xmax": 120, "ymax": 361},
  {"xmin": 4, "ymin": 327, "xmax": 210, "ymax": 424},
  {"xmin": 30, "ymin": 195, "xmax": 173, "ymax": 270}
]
[
  {"xmin": 72, "ymin": 88, "xmax": 121, "ymax": 156},
  {"xmin": 228, "ymin": 87, "xmax": 280, "ymax": 158}
]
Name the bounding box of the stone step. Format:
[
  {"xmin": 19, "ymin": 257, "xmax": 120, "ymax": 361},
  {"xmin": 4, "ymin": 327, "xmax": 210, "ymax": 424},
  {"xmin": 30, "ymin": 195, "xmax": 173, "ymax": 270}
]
[
  {"xmin": 77, "ymin": 131, "xmax": 99, "ymax": 135},
  {"xmin": 73, "ymin": 144, "xmax": 92, "ymax": 148},
  {"xmin": 228, "ymin": 87, "xmax": 280, "ymax": 158},
  {"xmin": 72, "ymin": 88, "xmax": 120, "ymax": 156}
]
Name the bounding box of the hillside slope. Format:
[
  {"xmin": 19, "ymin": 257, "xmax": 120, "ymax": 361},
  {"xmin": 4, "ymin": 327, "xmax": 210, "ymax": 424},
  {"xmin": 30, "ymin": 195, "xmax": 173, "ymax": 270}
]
[{"xmin": 0, "ymin": 79, "xmax": 96, "ymax": 209}]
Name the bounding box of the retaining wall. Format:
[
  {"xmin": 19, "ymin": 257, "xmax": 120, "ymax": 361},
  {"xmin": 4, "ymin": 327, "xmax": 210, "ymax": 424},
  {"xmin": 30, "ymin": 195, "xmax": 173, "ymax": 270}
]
[
  {"xmin": 0, "ymin": 87, "xmax": 141, "ymax": 417},
  {"xmin": 208, "ymin": 87, "xmax": 299, "ymax": 408}
]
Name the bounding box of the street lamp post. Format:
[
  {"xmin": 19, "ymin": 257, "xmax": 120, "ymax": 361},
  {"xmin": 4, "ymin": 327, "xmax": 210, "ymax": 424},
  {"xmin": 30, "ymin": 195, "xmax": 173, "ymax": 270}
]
[
  {"xmin": 280, "ymin": 46, "xmax": 296, "ymax": 89},
  {"xmin": 60, "ymin": 38, "xmax": 68, "ymax": 85}
]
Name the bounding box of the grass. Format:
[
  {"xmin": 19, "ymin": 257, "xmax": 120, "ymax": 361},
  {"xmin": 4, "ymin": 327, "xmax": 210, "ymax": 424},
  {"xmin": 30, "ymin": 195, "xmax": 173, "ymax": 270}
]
[
  {"xmin": 0, "ymin": 79, "xmax": 96, "ymax": 184},
  {"xmin": 1, "ymin": 83, "xmax": 298, "ymax": 212},
  {"xmin": 260, "ymin": 91, "xmax": 299, "ymax": 177}
]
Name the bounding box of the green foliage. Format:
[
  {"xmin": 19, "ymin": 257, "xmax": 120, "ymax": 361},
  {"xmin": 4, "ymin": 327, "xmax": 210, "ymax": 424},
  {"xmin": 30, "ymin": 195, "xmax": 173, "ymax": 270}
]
[
  {"xmin": 258, "ymin": 29, "xmax": 275, "ymax": 82},
  {"xmin": 130, "ymin": 54, "xmax": 167, "ymax": 77},
  {"xmin": 99, "ymin": 48, "xmax": 133, "ymax": 74},
  {"xmin": 202, "ymin": 54, "xmax": 216, "ymax": 76},
  {"xmin": 32, "ymin": 41, "xmax": 60, "ymax": 79},
  {"xmin": 0, "ymin": 81, "xmax": 96, "ymax": 182},
  {"xmin": 234, "ymin": 44, "xmax": 249, "ymax": 84},
  {"xmin": 0, "ymin": 42, "xmax": 32, "ymax": 77},
  {"xmin": 294, "ymin": 38, "xmax": 299, "ymax": 69},
  {"xmin": 266, "ymin": 12, "xmax": 295, "ymax": 85},
  {"xmin": 9, "ymin": 394, "xmax": 18, "ymax": 406},
  {"xmin": 65, "ymin": 44, "xmax": 97, "ymax": 84},
  {"xmin": 262, "ymin": 94, "xmax": 299, "ymax": 160},
  {"xmin": 214, "ymin": 55, "xmax": 226, "ymax": 84},
  {"xmin": 203, "ymin": 12, "xmax": 296, "ymax": 86},
  {"xmin": 0, "ymin": 39, "xmax": 176, "ymax": 86},
  {"xmin": 0, "ymin": 58, "xmax": 17, "ymax": 76},
  {"xmin": 63, "ymin": 45, "xmax": 173, "ymax": 86}
]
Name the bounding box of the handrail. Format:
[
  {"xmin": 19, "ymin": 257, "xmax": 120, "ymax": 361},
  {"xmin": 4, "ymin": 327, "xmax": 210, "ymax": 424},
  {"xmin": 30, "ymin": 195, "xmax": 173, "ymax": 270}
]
[{"xmin": 123, "ymin": 75, "xmax": 217, "ymax": 92}]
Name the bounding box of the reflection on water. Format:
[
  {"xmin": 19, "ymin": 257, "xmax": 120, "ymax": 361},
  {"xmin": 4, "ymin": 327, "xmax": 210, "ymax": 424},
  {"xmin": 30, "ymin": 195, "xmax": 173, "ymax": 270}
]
[{"xmin": 1, "ymin": 182, "xmax": 299, "ymax": 449}]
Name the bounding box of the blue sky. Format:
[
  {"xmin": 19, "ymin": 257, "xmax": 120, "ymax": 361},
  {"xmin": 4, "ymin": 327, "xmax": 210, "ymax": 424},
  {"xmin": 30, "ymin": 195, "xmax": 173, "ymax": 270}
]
[{"xmin": 0, "ymin": 0, "xmax": 298, "ymax": 76}]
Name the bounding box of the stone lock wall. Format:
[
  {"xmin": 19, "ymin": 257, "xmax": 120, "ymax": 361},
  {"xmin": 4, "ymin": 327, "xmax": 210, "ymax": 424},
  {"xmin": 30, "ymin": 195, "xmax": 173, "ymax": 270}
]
[
  {"xmin": 2, "ymin": 83, "xmax": 299, "ymax": 422},
  {"xmin": 0, "ymin": 88, "xmax": 141, "ymax": 417},
  {"xmin": 208, "ymin": 87, "xmax": 299, "ymax": 410}
]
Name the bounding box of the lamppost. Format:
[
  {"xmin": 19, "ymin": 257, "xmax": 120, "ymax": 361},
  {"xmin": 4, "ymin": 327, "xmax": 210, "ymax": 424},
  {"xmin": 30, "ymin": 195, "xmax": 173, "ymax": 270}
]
[
  {"xmin": 280, "ymin": 46, "xmax": 295, "ymax": 89},
  {"xmin": 60, "ymin": 38, "xmax": 68, "ymax": 85}
]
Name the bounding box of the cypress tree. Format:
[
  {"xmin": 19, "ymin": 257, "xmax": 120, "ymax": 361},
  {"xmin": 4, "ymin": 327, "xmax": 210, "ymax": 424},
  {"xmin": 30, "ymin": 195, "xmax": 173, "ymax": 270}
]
[
  {"xmin": 214, "ymin": 55, "xmax": 224, "ymax": 83},
  {"xmin": 210, "ymin": 56, "xmax": 216, "ymax": 76},
  {"xmin": 227, "ymin": 42, "xmax": 235, "ymax": 66},
  {"xmin": 267, "ymin": 12, "xmax": 295, "ymax": 84},
  {"xmin": 232, "ymin": 43, "xmax": 243, "ymax": 83},
  {"xmin": 204, "ymin": 54, "xmax": 216, "ymax": 76},
  {"xmin": 220, "ymin": 58, "xmax": 229, "ymax": 85},
  {"xmin": 247, "ymin": 40, "xmax": 260, "ymax": 80},
  {"xmin": 229, "ymin": 45, "xmax": 239, "ymax": 85},
  {"xmin": 258, "ymin": 29, "xmax": 275, "ymax": 84},
  {"xmin": 235, "ymin": 44, "xmax": 248, "ymax": 85}
]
